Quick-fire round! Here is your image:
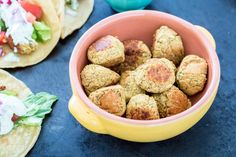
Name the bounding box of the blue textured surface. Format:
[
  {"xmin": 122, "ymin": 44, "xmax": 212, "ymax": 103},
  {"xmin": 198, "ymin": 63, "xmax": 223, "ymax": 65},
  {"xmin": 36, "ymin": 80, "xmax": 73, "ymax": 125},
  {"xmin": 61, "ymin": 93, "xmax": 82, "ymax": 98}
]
[{"xmin": 7, "ymin": 0, "xmax": 236, "ymax": 156}]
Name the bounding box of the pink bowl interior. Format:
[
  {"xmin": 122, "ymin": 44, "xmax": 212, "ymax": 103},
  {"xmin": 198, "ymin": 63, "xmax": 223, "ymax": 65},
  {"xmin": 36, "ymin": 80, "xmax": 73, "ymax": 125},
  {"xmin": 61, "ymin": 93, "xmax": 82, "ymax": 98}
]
[{"xmin": 70, "ymin": 11, "xmax": 219, "ymax": 124}]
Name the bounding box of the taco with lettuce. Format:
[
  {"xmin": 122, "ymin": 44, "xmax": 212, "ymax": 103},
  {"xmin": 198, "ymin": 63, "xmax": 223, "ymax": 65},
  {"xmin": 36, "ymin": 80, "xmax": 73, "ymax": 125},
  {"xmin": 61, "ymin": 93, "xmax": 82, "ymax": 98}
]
[
  {"xmin": 0, "ymin": 0, "xmax": 61, "ymax": 68},
  {"xmin": 0, "ymin": 69, "xmax": 57, "ymax": 157},
  {"xmin": 52, "ymin": 0, "xmax": 94, "ymax": 39}
]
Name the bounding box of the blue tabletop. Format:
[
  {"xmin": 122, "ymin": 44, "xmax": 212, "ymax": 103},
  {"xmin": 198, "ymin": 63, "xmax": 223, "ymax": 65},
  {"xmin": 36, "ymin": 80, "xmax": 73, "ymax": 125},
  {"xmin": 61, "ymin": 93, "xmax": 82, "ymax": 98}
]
[{"xmin": 8, "ymin": 0, "xmax": 235, "ymax": 156}]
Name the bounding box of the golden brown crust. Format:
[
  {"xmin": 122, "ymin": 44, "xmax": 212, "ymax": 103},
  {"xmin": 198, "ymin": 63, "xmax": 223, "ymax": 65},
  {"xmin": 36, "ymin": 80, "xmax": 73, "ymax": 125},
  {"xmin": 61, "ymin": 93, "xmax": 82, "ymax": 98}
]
[
  {"xmin": 135, "ymin": 58, "xmax": 176, "ymax": 93},
  {"xmin": 126, "ymin": 94, "xmax": 160, "ymax": 120},
  {"xmin": 147, "ymin": 64, "xmax": 171, "ymax": 83},
  {"xmin": 89, "ymin": 85, "xmax": 126, "ymax": 116},
  {"xmin": 87, "ymin": 35, "xmax": 125, "ymax": 67},
  {"xmin": 115, "ymin": 40, "xmax": 152, "ymax": 73},
  {"xmin": 152, "ymin": 26, "xmax": 184, "ymax": 65},
  {"xmin": 7, "ymin": 36, "xmax": 38, "ymax": 55},
  {"xmin": 81, "ymin": 64, "xmax": 120, "ymax": 93},
  {"xmin": 176, "ymin": 55, "xmax": 208, "ymax": 96},
  {"xmin": 153, "ymin": 86, "xmax": 191, "ymax": 118},
  {"xmin": 0, "ymin": 85, "xmax": 6, "ymax": 91}
]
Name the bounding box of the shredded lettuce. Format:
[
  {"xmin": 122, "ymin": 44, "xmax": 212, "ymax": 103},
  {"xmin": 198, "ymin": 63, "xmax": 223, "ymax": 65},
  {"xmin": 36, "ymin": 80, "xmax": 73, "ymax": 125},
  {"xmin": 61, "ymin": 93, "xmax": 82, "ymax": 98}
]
[
  {"xmin": 15, "ymin": 92, "xmax": 57, "ymax": 126},
  {"xmin": 0, "ymin": 90, "xmax": 17, "ymax": 96},
  {"xmin": 32, "ymin": 29, "xmax": 38, "ymax": 40},
  {"xmin": 0, "ymin": 19, "xmax": 6, "ymax": 32},
  {"xmin": 33, "ymin": 22, "xmax": 51, "ymax": 42}
]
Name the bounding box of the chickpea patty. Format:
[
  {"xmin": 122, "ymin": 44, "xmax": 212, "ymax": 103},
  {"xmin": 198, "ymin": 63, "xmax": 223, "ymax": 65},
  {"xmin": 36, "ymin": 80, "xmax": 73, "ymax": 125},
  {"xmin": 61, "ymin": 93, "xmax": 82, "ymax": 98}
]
[
  {"xmin": 89, "ymin": 85, "xmax": 126, "ymax": 116},
  {"xmin": 126, "ymin": 94, "xmax": 160, "ymax": 120},
  {"xmin": 116, "ymin": 40, "xmax": 152, "ymax": 73},
  {"xmin": 87, "ymin": 35, "xmax": 125, "ymax": 67},
  {"xmin": 152, "ymin": 26, "xmax": 184, "ymax": 65},
  {"xmin": 8, "ymin": 36, "xmax": 38, "ymax": 55},
  {"xmin": 152, "ymin": 86, "xmax": 191, "ymax": 118},
  {"xmin": 81, "ymin": 64, "xmax": 120, "ymax": 94},
  {"xmin": 120, "ymin": 70, "xmax": 145, "ymax": 101},
  {"xmin": 176, "ymin": 55, "xmax": 208, "ymax": 96},
  {"xmin": 135, "ymin": 58, "xmax": 176, "ymax": 93}
]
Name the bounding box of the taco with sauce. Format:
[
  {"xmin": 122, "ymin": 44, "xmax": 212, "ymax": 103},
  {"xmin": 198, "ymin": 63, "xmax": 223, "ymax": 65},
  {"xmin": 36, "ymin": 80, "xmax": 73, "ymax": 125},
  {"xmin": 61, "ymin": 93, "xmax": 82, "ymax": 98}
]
[
  {"xmin": 0, "ymin": 0, "xmax": 61, "ymax": 68},
  {"xmin": 52, "ymin": 0, "xmax": 94, "ymax": 39},
  {"xmin": 0, "ymin": 69, "xmax": 57, "ymax": 157}
]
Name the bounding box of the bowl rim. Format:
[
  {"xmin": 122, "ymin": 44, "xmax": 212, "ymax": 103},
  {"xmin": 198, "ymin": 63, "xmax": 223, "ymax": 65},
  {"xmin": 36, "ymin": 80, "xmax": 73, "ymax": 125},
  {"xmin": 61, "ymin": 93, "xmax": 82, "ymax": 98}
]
[{"xmin": 69, "ymin": 10, "xmax": 220, "ymax": 125}]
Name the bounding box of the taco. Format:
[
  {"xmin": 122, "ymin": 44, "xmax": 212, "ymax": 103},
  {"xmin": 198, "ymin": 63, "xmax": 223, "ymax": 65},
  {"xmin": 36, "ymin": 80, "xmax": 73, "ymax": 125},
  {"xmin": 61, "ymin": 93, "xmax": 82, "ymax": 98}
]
[
  {"xmin": 0, "ymin": 69, "xmax": 57, "ymax": 157},
  {"xmin": 0, "ymin": 0, "xmax": 61, "ymax": 68},
  {"xmin": 52, "ymin": 0, "xmax": 94, "ymax": 39}
]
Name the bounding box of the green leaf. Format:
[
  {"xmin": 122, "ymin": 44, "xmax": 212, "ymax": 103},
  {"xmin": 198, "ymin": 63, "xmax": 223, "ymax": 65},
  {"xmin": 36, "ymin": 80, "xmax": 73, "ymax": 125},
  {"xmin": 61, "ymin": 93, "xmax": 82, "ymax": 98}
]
[
  {"xmin": 16, "ymin": 92, "xmax": 57, "ymax": 126},
  {"xmin": 16, "ymin": 117, "xmax": 43, "ymax": 126},
  {"xmin": 0, "ymin": 90, "xmax": 17, "ymax": 96},
  {"xmin": 33, "ymin": 22, "xmax": 51, "ymax": 42},
  {"xmin": 32, "ymin": 29, "xmax": 38, "ymax": 40},
  {"xmin": 0, "ymin": 19, "xmax": 6, "ymax": 32}
]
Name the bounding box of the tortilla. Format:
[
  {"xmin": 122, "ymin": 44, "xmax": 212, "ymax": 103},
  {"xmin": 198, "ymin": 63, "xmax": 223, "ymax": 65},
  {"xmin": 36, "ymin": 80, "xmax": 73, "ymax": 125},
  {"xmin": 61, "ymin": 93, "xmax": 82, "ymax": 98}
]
[
  {"xmin": 52, "ymin": 0, "xmax": 94, "ymax": 39},
  {"xmin": 0, "ymin": 0, "xmax": 61, "ymax": 68},
  {"xmin": 0, "ymin": 69, "xmax": 41, "ymax": 157}
]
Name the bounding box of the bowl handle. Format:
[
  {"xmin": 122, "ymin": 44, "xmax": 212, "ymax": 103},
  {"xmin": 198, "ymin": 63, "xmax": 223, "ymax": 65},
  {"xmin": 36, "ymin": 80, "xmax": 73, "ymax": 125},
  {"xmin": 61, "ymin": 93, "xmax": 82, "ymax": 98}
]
[
  {"xmin": 68, "ymin": 95, "xmax": 107, "ymax": 134},
  {"xmin": 195, "ymin": 25, "xmax": 216, "ymax": 50}
]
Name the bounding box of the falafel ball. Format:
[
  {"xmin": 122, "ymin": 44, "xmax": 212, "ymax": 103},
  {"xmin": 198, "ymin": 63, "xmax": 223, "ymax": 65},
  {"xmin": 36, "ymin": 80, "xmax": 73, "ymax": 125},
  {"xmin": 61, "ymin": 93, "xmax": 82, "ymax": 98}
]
[
  {"xmin": 176, "ymin": 55, "xmax": 208, "ymax": 96},
  {"xmin": 8, "ymin": 36, "xmax": 38, "ymax": 55},
  {"xmin": 152, "ymin": 86, "xmax": 191, "ymax": 118},
  {"xmin": 152, "ymin": 26, "xmax": 184, "ymax": 65},
  {"xmin": 119, "ymin": 70, "xmax": 145, "ymax": 101},
  {"xmin": 135, "ymin": 58, "xmax": 176, "ymax": 93},
  {"xmin": 116, "ymin": 40, "xmax": 152, "ymax": 73},
  {"xmin": 87, "ymin": 35, "xmax": 125, "ymax": 67},
  {"xmin": 126, "ymin": 94, "xmax": 160, "ymax": 120},
  {"xmin": 81, "ymin": 64, "xmax": 120, "ymax": 94},
  {"xmin": 89, "ymin": 85, "xmax": 126, "ymax": 116}
]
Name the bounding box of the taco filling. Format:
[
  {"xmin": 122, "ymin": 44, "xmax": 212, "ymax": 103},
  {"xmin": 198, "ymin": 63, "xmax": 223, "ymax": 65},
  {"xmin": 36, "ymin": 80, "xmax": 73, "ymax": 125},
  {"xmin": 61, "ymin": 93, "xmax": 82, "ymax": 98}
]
[
  {"xmin": 0, "ymin": 87, "xmax": 57, "ymax": 135},
  {"xmin": 0, "ymin": 0, "xmax": 51, "ymax": 61}
]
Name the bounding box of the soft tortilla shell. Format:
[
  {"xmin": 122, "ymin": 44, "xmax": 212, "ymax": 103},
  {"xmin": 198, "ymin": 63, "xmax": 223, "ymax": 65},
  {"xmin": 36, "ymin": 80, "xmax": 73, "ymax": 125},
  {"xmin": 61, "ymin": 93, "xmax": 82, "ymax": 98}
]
[
  {"xmin": 0, "ymin": 0, "xmax": 61, "ymax": 68},
  {"xmin": 0, "ymin": 69, "xmax": 41, "ymax": 157},
  {"xmin": 52, "ymin": 0, "xmax": 94, "ymax": 39}
]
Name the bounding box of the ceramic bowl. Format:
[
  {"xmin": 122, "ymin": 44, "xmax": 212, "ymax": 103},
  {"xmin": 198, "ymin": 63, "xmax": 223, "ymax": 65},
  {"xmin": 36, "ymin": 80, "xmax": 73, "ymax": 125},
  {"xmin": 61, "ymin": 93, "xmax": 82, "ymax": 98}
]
[
  {"xmin": 69, "ymin": 10, "xmax": 220, "ymax": 142},
  {"xmin": 105, "ymin": 0, "xmax": 152, "ymax": 12}
]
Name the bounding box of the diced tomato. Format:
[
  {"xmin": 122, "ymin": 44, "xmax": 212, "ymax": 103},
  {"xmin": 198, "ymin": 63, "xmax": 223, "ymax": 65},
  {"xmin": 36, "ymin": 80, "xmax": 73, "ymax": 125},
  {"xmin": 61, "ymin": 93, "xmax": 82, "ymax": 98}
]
[
  {"xmin": 7, "ymin": 0, "xmax": 12, "ymax": 5},
  {"xmin": 11, "ymin": 114, "xmax": 20, "ymax": 122},
  {"xmin": 19, "ymin": 0, "xmax": 43, "ymax": 19},
  {"xmin": 26, "ymin": 12, "xmax": 36, "ymax": 23},
  {"xmin": 0, "ymin": 32, "xmax": 7, "ymax": 45}
]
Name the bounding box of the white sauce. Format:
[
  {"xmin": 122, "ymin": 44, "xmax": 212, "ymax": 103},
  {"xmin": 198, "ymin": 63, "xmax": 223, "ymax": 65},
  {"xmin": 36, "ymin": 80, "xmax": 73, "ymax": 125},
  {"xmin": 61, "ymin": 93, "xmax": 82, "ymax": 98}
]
[
  {"xmin": 0, "ymin": 93, "xmax": 27, "ymax": 135},
  {"xmin": 3, "ymin": 52, "xmax": 20, "ymax": 62},
  {"xmin": 0, "ymin": 0, "xmax": 35, "ymax": 45},
  {"xmin": 65, "ymin": 6, "xmax": 79, "ymax": 17}
]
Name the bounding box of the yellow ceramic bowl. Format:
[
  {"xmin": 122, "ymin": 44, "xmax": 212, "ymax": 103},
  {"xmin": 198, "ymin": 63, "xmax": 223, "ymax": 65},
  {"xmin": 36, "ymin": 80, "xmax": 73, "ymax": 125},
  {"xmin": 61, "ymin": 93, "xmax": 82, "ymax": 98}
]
[{"xmin": 69, "ymin": 11, "xmax": 220, "ymax": 142}]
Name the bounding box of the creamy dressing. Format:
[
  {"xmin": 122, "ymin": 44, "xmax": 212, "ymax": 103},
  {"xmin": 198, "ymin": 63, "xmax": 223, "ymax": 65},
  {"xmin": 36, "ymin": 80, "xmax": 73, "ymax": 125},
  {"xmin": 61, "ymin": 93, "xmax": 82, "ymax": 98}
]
[
  {"xmin": 3, "ymin": 52, "xmax": 20, "ymax": 62},
  {"xmin": 0, "ymin": 0, "xmax": 35, "ymax": 45},
  {"xmin": 0, "ymin": 93, "xmax": 26, "ymax": 135},
  {"xmin": 65, "ymin": 6, "xmax": 79, "ymax": 17}
]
